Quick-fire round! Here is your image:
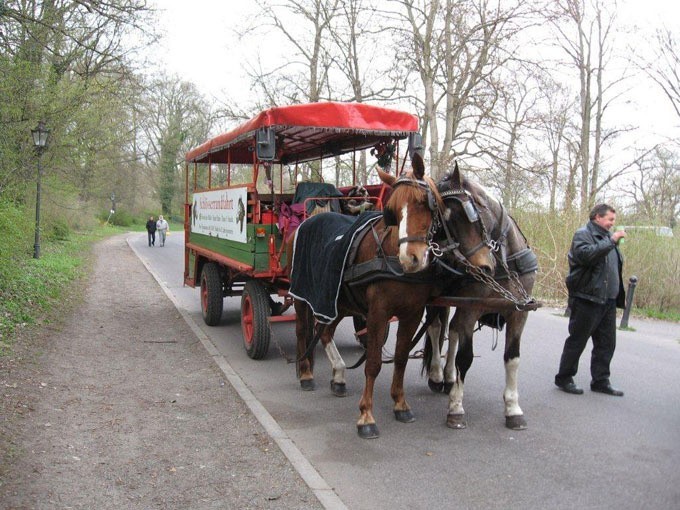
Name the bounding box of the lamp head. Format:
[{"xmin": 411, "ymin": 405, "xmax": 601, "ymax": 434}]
[{"xmin": 31, "ymin": 121, "xmax": 50, "ymax": 149}]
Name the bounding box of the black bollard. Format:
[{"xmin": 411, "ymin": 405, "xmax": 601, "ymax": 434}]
[{"xmin": 619, "ymin": 276, "xmax": 638, "ymax": 329}]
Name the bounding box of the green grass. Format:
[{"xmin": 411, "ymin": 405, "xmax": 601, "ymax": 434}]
[
  {"xmin": 0, "ymin": 223, "xmax": 128, "ymax": 355},
  {"xmin": 635, "ymin": 307, "xmax": 680, "ymax": 322}
]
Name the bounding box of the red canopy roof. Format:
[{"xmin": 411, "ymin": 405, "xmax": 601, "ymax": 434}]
[{"xmin": 185, "ymin": 102, "xmax": 419, "ymax": 165}]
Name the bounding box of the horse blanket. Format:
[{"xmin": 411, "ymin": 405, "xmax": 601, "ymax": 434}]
[{"xmin": 289, "ymin": 211, "xmax": 382, "ymax": 323}]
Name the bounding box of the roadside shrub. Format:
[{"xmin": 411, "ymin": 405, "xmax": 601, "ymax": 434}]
[
  {"xmin": 512, "ymin": 209, "xmax": 581, "ymax": 304},
  {"xmin": 45, "ymin": 218, "xmax": 71, "ymax": 241},
  {"xmin": 0, "ymin": 199, "xmax": 32, "ymax": 278},
  {"xmin": 618, "ymin": 231, "xmax": 680, "ymax": 313},
  {"xmin": 512, "ymin": 209, "xmax": 679, "ymax": 315},
  {"xmin": 99, "ymin": 209, "xmax": 136, "ymax": 227}
]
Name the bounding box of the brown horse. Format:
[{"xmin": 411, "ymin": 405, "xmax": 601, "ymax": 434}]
[
  {"xmin": 289, "ymin": 155, "xmax": 494, "ymax": 439},
  {"xmin": 423, "ymin": 165, "xmax": 538, "ymax": 431}
]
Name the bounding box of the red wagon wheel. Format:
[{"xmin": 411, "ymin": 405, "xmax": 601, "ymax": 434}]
[
  {"xmin": 201, "ymin": 263, "xmax": 223, "ymax": 326},
  {"xmin": 241, "ymin": 280, "xmax": 271, "ymax": 359}
]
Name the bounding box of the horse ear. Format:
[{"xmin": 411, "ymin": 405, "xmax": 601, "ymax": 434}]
[
  {"xmin": 377, "ymin": 168, "xmax": 396, "ymax": 187},
  {"xmin": 412, "ymin": 152, "xmax": 425, "ymax": 180},
  {"xmin": 452, "ymin": 161, "xmax": 462, "ymax": 189}
]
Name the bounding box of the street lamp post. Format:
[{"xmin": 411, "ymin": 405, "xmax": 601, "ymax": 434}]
[{"xmin": 31, "ymin": 121, "xmax": 50, "ymax": 259}]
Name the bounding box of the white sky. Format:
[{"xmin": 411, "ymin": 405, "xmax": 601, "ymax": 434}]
[
  {"xmin": 151, "ymin": 0, "xmax": 680, "ymax": 144},
  {"xmin": 152, "ymin": 1, "xmax": 259, "ymax": 103}
]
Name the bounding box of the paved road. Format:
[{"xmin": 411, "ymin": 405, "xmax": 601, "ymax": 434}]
[{"xmin": 131, "ymin": 232, "xmax": 680, "ymax": 510}]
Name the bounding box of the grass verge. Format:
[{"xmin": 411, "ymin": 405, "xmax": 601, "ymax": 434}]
[{"xmin": 0, "ymin": 224, "xmax": 130, "ymax": 356}]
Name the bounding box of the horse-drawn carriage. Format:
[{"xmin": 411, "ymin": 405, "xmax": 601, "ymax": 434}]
[
  {"xmin": 184, "ymin": 101, "xmax": 541, "ymax": 438},
  {"xmin": 183, "ymin": 102, "xmax": 421, "ymax": 359}
]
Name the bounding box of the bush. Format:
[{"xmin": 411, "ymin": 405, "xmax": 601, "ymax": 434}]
[
  {"xmin": 618, "ymin": 231, "xmax": 680, "ymax": 313},
  {"xmin": 46, "ymin": 218, "xmax": 71, "ymax": 241},
  {"xmin": 99, "ymin": 209, "xmax": 136, "ymax": 227},
  {"xmin": 0, "ymin": 199, "xmax": 32, "ymax": 281},
  {"xmin": 512, "ymin": 209, "xmax": 581, "ymax": 304},
  {"xmin": 513, "ymin": 210, "xmax": 679, "ymax": 315}
]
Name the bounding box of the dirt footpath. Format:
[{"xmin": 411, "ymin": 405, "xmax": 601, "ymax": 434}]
[{"xmin": 0, "ymin": 235, "xmax": 322, "ymax": 509}]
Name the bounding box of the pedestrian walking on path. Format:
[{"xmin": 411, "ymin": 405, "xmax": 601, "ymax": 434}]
[
  {"xmin": 156, "ymin": 215, "xmax": 169, "ymax": 247},
  {"xmin": 145, "ymin": 215, "xmax": 157, "ymax": 246}
]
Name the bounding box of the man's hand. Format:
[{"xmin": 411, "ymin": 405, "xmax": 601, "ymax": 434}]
[{"xmin": 611, "ymin": 229, "xmax": 626, "ymax": 243}]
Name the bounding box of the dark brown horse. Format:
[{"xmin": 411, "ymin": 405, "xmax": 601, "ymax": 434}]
[
  {"xmin": 289, "ymin": 155, "xmax": 494, "ymax": 439},
  {"xmin": 423, "ymin": 165, "xmax": 538, "ymax": 431}
]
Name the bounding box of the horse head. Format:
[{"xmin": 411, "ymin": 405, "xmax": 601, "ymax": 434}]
[
  {"xmin": 377, "ymin": 153, "xmax": 440, "ymax": 273},
  {"xmin": 435, "ymin": 162, "xmax": 496, "ymax": 274}
]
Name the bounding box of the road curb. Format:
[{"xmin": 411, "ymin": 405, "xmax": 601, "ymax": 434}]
[{"xmin": 128, "ymin": 234, "xmax": 347, "ymax": 510}]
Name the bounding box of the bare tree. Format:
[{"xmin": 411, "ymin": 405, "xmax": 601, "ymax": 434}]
[
  {"xmin": 532, "ymin": 77, "xmax": 578, "ymax": 213},
  {"xmin": 646, "ymin": 29, "xmax": 680, "ymax": 121},
  {"xmin": 325, "ymin": 0, "xmax": 411, "ymax": 183},
  {"xmin": 621, "ymin": 147, "xmax": 680, "ymax": 227},
  {"xmin": 386, "ymin": 0, "xmax": 537, "ymax": 180},
  {"xmin": 550, "ymin": 0, "xmax": 632, "ymax": 211},
  {"xmin": 481, "ymin": 66, "xmax": 544, "ymax": 208},
  {"xmin": 242, "ymin": 0, "xmax": 340, "ymax": 106}
]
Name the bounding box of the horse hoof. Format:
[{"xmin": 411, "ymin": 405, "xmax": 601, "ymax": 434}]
[
  {"xmin": 443, "ymin": 382, "xmax": 454, "ymax": 394},
  {"xmin": 428, "ymin": 379, "xmax": 444, "ymax": 393},
  {"xmin": 446, "ymin": 413, "xmax": 467, "ymax": 429},
  {"xmin": 394, "ymin": 409, "xmax": 415, "ymax": 423},
  {"xmin": 357, "ymin": 423, "xmax": 380, "ymax": 439},
  {"xmin": 300, "ymin": 379, "xmax": 315, "ymax": 391},
  {"xmin": 506, "ymin": 415, "xmax": 527, "ymax": 430},
  {"xmin": 330, "ymin": 381, "xmax": 347, "ymax": 397}
]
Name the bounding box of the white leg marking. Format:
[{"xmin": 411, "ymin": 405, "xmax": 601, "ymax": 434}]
[
  {"xmin": 325, "ymin": 341, "xmax": 346, "ymax": 384},
  {"xmin": 448, "ymin": 368, "xmax": 465, "ymax": 415},
  {"xmin": 504, "ymin": 357, "xmax": 523, "ymax": 417},
  {"xmin": 444, "ymin": 329, "xmax": 458, "ymax": 385}
]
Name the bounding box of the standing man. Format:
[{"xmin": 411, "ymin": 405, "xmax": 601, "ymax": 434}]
[
  {"xmin": 554, "ymin": 204, "xmax": 626, "ymax": 397},
  {"xmin": 156, "ymin": 215, "xmax": 169, "ymax": 247},
  {"xmin": 146, "ymin": 215, "xmax": 157, "ymax": 247}
]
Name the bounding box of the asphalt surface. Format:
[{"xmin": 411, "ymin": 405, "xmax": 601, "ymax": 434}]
[{"xmin": 132, "ymin": 231, "xmax": 680, "ymax": 510}]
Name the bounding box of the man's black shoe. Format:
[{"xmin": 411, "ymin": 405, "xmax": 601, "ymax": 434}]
[
  {"xmin": 555, "ymin": 381, "xmax": 584, "ymax": 395},
  {"xmin": 591, "ymin": 383, "xmax": 624, "ymax": 396}
]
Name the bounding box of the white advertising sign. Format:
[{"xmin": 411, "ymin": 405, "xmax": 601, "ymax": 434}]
[{"xmin": 190, "ymin": 188, "xmax": 248, "ymax": 243}]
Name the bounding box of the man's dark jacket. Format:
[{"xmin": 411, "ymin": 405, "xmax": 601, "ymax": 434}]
[
  {"xmin": 565, "ymin": 221, "xmax": 625, "ymax": 308},
  {"xmin": 146, "ymin": 220, "xmax": 157, "ymax": 233}
]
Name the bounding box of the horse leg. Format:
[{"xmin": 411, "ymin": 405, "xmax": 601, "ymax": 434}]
[
  {"xmin": 503, "ymin": 311, "xmax": 528, "ymax": 430},
  {"xmin": 442, "ymin": 313, "xmax": 458, "ymax": 395},
  {"xmin": 320, "ymin": 320, "xmax": 347, "ymax": 397},
  {"xmin": 357, "ymin": 312, "xmax": 389, "ymax": 439},
  {"xmin": 294, "ymin": 300, "xmax": 316, "ymax": 391},
  {"xmin": 391, "ymin": 314, "xmax": 422, "ymax": 423},
  {"xmin": 446, "ymin": 311, "xmax": 475, "ymax": 429},
  {"xmin": 426, "ymin": 306, "xmax": 449, "ymax": 393}
]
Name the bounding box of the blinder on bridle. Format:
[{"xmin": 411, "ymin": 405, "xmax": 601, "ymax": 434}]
[
  {"xmin": 433, "ymin": 183, "xmax": 496, "ymax": 262},
  {"xmin": 440, "ymin": 187, "xmax": 480, "ymax": 223}
]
